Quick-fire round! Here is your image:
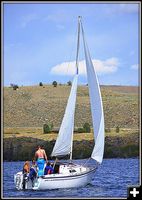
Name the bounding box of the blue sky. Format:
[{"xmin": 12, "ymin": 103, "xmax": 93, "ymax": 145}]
[{"xmin": 3, "ymin": 2, "xmax": 140, "ymax": 86}]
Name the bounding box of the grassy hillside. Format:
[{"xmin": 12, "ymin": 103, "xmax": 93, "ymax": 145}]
[{"xmin": 4, "ymin": 85, "xmax": 139, "ymax": 129}]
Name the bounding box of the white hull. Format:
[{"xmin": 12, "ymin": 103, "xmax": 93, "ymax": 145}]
[
  {"xmin": 14, "ymin": 163, "xmax": 97, "ymax": 190},
  {"xmin": 34, "ymin": 168, "xmax": 95, "ymax": 190}
]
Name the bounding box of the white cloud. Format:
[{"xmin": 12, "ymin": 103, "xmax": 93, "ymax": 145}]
[
  {"xmin": 50, "ymin": 57, "xmax": 119, "ymax": 76},
  {"xmin": 131, "ymin": 64, "xmax": 139, "ymax": 70}
]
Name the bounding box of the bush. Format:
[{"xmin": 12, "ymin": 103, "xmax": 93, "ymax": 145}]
[
  {"xmin": 67, "ymin": 81, "xmax": 72, "ymax": 86},
  {"xmin": 116, "ymin": 126, "xmax": 120, "ymax": 133},
  {"xmin": 77, "ymin": 123, "xmax": 91, "ymax": 133},
  {"xmin": 83, "ymin": 122, "xmax": 91, "ymax": 133},
  {"xmin": 77, "ymin": 128, "xmax": 84, "ymax": 133},
  {"xmin": 52, "ymin": 81, "xmax": 57, "ymax": 87},
  {"xmin": 43, "ymin": 123, "xmax": 53, "ymax": 134},
  {"xmin": 12, "ymin": 84, "xmax": 19, "ymax": 90},
  {"xmin": 39, "ymin": 82, "xmax": 43, "ymax": 86},
  {"xmin": 105, "ymin": 128, "xmax": 111, "ymax": 133}
]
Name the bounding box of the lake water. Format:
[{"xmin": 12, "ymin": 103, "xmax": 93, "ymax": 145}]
[{"xmin": 2, "ymin": 158, "xmax": 140, "ymax": 198}]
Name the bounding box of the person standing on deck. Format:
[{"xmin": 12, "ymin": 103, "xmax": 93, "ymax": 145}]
[{"xmin": 34, "ymin": 145, "xmax": 48, "ymax": 176}]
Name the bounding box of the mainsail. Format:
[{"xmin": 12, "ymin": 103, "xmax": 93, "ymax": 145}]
[{"xmin": 81, "ymin": 19, "xmax": 105, "ymax": 164}]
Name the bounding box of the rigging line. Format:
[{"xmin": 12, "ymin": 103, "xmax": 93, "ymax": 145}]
[
  {"xmin": 66, "ymin": 23, "xmax": 78, "ymax": 77},
  {"xmin": 53, "ymin": 157, "xmax": 58, "ymax": 170},
  {"xmin": 82, "ymin": 157, "xmax": 91, "ymax": 166}
]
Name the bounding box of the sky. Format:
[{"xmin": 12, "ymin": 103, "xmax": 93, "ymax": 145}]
[{"xmin": 3, "ymin": 2, "xmax": 140, "ymax": 86}]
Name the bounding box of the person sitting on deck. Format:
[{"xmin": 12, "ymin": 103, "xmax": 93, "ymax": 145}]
[
  {"xmin": 23, "ymin": 161, "xmax": 30, "ymax": 174},
  {"xmin": 44, "ymin": 162, "xmax": 54, "ymax": 175},
  {"xmin": 29, "ymin": 160, "xmax": 37, "ymax": 182},
  {"xmin": 22, "ymin": 161, "xmax": 30, "ymax": 189},
  {"xmin": 34, "ymin": 145, "xmax": 48, "ymax": 176}
]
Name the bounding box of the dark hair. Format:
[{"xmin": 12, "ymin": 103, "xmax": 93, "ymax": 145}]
[
  {"xmin": 37, "ymin": 143, "xmax": 44, "ymax": 149},
  {"xmin": 47, "ymin": 162, "xmax": 51, "ymax": 166}
]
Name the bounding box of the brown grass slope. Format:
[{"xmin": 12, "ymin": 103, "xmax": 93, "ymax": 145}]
[{"xmin": 4, "ymin": 85, "xmax": 139, "ymax": 129}]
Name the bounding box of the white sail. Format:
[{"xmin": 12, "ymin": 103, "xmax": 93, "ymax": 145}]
[
  {"xmin": 51, "ymin": 73, "xmax": 78, "ymax": 157},
  {"xmin": 81, "ymin": 21, "xmax": 105, "ymax": 164}
]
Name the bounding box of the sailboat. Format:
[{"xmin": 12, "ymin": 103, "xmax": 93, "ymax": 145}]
[{"xmin": 14, "ymin": 16, "xmax": 105, "ymax": 190}]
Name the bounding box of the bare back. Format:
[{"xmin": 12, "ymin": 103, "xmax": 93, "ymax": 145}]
[{"xmin": 35, "ymin": 148, "xmax": 48, "ymax": 162}]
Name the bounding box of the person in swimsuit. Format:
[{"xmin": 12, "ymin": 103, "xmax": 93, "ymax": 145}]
[{"xmin": 34, "ymin": 145, "xmax": 48, "ymax": 176}]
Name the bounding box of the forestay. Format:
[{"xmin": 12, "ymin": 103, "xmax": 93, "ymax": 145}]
[
  {"xmin": 51, "ymin": 73, "xmax": 78, "ymax": 157},
  {"xmin": 81, "ymin": 21, "xmax": 105, "ymax": 164}
]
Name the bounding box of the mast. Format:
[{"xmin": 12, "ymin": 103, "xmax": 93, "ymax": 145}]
[
  {"xmin": 75, "ymin": 16, "xmax": 81, "ymax": 74},
  {"xmin": 69, "ymin": 16, "xmax": 81, "ymax": 161}
]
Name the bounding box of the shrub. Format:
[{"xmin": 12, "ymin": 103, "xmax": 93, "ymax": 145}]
[
  {"xmin": 52, "ymin": 81, "xmax": 57, "ymax": 87},
  {"xmin": 10, "ymin": 83, "xmax": 19, "ymax": 90},
  {"xmin": 105, "ymin": 128, "xmax": 111, "ymax": 133},
  {"xmin": 39, "ymin": 82, "xmax": 43, "ymax": 86},
  {"xmin": 116, "ymin": 126, "xmax": 120, "ymax": 133},
  {"xmin": 77, "ymin": 123, "xmax": 91, "ymax": 133},
  {"xmin": 12, "ymin": 84, "xmax": 19, "ymax": 90},
  {"xmin": 67, "ymin": 81, "xmax": 72, "ymax": 86},
  {"xmin": 77, "ymin": 128, "xmax": 84, "ymax": 133},
  {"xmin": 43, "ymin": 123, "xmax": 53, "ymax": 134},
  {"xmin": 83, "ymin": 122, "xmax": 91, "ymax": 133}
]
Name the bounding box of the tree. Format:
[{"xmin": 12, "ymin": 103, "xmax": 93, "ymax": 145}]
[
  {"xmin": 83, "ymin": 122, "xmax": 91, "ymax": 133},
  {"xmin": 52, "ymin": 81, "xmax": 57, "ymax": 87},
  {"xmin": 43, "ymin": 123, "xmax": 53, "ymax": 134},
  {"xmin": 105, "ymin": 128, "xmax": 111, "ymax": 133},
  {"xmin": 13, "ymin": 85, "xmax": 19, "ymax": 90},
  {"xmin": 77, "ymin": 122, "xmax": 91, "ymax": 133},
  {"xmin": 10, "ymin": 83, "xmax": 19, "ymax": 90},
  {"xmin": 67, "ymin": 81, "xmax": 72, "ymax": 86},
  {"xmin": 77, "ymin": 128, "xmax": 84, "ymax": 133},
  {"xmin": 39, "ymin": 82, "xmax": 43, "ymax": 86},
  {"xmin": 116, "ymin": 126, "xmax": 120, "ymax": 133}
]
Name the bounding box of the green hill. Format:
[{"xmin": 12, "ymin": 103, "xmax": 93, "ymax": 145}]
[{"xmin": 4, "ymin": 84, "xmax": 139, "ymax": 129}]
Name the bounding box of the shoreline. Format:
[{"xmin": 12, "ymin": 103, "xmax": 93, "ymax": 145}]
[
  {"xmin": 3, "ymin": 135, "xmax": 139, "ymax": 161},
  {"xmin": 3, "ymin": 127, "xmax": 139, "ymax": 161}
]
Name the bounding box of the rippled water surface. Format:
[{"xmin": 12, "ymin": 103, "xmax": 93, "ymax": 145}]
[{"xmin": 3, "ymin": 158, "xmax": 139, "ymax": 198}]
